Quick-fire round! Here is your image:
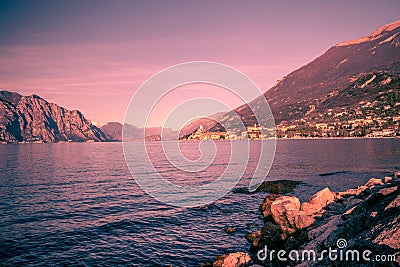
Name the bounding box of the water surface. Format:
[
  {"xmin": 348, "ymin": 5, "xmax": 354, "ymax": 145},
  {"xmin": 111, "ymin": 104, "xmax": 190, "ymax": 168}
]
[{"xmin": 0, "ymin": 139, "xmax": 399, "ymax": 266}]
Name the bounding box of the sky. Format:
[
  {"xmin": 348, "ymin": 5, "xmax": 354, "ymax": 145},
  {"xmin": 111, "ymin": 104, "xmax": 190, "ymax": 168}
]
[{"xmin": 0, "ymin": 0, "xmax": 399, "ymax": 129}]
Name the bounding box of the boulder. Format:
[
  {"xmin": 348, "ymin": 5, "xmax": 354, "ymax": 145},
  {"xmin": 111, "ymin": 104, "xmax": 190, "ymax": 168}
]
[
  {"xmin": 337, "ymin": 179, "xmax": 385, "ymax": 198},
  {"xmin": 337, "ymin": 185, "xmax": 369, "ymax": 197},
  {"xmin": 384, "ymin": 176, "xmax": 393, "ymax": 183},
  {"xmin": 255, "ymin": 180, "xmax": 301, "ymax": 194},
  {"xmin": 377, "ymin": 186, "xmax": 398, "ymax": 196},
  {"xmin": 266, "ymin": 189, "xmax": 337, "ymax": 232},
  {"xmin": 234, "ymin": 180, "xmax": 301, "ymax": 194},
  {"xmin": 295, "ymin": 211, "xmax": 316, "ymax": 229},
  {"xmin": 384, "ymin": 194, "xmax": 400, "ymax": 211},
  {"xmin": 290, "ymin": 188, "xmax": 336, "ymax": 228},
  {"xmin": 259, "ymin": 194, "xmax": 281, "ymax": 220},
  {"xmin": 213, "ymin": 252, "xmax": 251, "ymax": 267},
  {"xmin": 301, "ymin": 188, "xmax": 335, "ymax": 215},
  {"xmin": 270, "ymin": 196, "xmax": 301, "ymax": 235},
  {"xmin": 365, "ymin": 178, "xmax": 384, "ymax": 187},
  {"xmin": 246, "ymin": 231, "xmax": 261, "ymax": 248},
  {"xmin": 226, "ymin": 227, "xmax": 236, "ymax": 233}
]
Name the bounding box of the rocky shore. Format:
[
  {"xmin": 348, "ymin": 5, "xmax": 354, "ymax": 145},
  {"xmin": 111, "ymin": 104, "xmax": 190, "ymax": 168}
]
[{"xmin": 206, "ymin": 172, "xmax": 400, "ymax": 267}]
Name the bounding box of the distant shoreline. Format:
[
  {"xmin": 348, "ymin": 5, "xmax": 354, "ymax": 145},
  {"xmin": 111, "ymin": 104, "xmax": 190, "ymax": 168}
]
[{"xmin": 1, "ymin": 136, "xmax": 400, "ymax": 144}]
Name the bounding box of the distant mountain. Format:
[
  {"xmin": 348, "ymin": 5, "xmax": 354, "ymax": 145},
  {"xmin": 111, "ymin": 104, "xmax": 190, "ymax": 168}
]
[
  {"xmin": 0, "ymin": 91, "xmax": 107, "ymax": 143},
  {"xmin": 100, "ymin": 122, "xmax": 178, "ymax": 141},
  {"xmin": 102, "ymin": 112, "xmax": 226, "ymax": 141},
  {"xmin": 203, "ymin": 20, "xmax": 400, "ymax": 131},
  {"xmin": 100, "ymin": 122, "xmax": 124, "ymax": 141}
]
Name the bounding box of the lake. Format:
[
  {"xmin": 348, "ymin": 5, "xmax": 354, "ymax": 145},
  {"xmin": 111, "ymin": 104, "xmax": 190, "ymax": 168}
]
[{"xmin": 0, "ymin": 139, "xmax": 399, "ymax": 266}]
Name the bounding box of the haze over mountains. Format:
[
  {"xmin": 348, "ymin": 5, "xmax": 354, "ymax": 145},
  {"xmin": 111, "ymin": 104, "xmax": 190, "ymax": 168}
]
[{"xmin": 1, "ymin": 20, "xmax": 399, "ymax": 143}]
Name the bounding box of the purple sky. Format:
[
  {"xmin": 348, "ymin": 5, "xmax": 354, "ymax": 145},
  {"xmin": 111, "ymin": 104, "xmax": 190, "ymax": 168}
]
[{"xmin": 0, "ymin": 0, "xmax": 399, "ymax": 128}]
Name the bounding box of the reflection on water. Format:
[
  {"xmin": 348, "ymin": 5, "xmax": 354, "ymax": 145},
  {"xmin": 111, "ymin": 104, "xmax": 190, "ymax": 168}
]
[{"xmin": 0, "ymin": 139, "xmax": 399, "ymax": 266}]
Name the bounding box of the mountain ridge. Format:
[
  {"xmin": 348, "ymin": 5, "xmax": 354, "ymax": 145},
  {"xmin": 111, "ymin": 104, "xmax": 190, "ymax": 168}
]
[
  {"xmin": 336, "ymin": 20, "xmax": 400, "ymax": 47},
  {"xmin": 2, "ymin": 21, "xmax": 400, "ymax": 142},
  {"xmin": 200, "ymin": 20, "xmax": 400, "ymax": 134},
  {"xmin": 0, "ymin": 90, "xmax": 108, "ymax": 143}
]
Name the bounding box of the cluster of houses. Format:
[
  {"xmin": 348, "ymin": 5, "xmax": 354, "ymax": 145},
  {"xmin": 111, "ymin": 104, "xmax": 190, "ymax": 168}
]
[
  {"xmin": 276, "ymin": 99, "xmax": 400, "ymax": 138},
  {"xmin": 177, "ymin": 91, "xmax": 400, "ymax": 140},
  {"xmin": 183, "ymin": 97, "xmax": 400, "ymax": 140},
  {"xmin": 184, "ymin": 124, "xmax": 275, "ymax": 140},
  {"xmin": 185, "ymin": 125, "xmax": 230, "ymax": 140}
]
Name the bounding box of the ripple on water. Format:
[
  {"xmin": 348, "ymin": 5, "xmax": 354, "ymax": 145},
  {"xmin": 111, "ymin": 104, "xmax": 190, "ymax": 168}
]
[{"xmin": 1, "ymin": 140, "xmax": 399, "ymax": 266}]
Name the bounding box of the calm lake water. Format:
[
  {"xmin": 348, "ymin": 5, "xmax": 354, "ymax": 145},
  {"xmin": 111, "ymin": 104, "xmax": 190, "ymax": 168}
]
[{"xmin": 1, "ymin": 139, "xmax": 399, "ymax": 266}]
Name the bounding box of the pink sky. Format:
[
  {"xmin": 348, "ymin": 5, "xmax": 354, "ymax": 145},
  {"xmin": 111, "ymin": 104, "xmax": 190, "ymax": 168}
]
[{"xmin": 0, "ymin": 1, "xmax": 399, "ymax": 129}]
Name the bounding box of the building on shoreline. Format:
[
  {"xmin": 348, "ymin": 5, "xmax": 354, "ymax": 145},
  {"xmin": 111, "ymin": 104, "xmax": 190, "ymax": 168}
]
[
  {"xmin": 183, "ymin": 124, "xmax": 275, "ymax": 140},
  {"xmin": 185, "ymin": 125, "xmax": 230, "ymax": 140}
]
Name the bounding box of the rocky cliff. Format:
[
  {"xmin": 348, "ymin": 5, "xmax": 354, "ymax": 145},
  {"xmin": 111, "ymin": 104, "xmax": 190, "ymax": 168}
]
[{"xmin": 0, "ymin": 90, "xmax": 107, "ymax": 143}]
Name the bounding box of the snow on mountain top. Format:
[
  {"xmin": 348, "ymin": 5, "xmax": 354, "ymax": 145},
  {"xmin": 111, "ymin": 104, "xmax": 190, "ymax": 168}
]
[{"xmin": 336, "ymin": 20, "xmax": 400, "ymax": 47}]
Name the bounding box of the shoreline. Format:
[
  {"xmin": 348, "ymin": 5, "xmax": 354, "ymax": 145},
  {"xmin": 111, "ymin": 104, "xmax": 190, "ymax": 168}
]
[{"xmin": 1, "ymin": 136, "xmax": 400, "ymax": 144}]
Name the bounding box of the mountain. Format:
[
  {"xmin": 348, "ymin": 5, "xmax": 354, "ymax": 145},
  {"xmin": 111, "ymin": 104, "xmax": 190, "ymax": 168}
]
[
  {"xmin": 178, "ymin": 112, "xmax": 226, "ymax": 138},
  {"xmin": 204, "ymin": 20, "xmax": 400, "ymax": 132},
  {"xmin": 310, "ymin": 69, "xmax": 399, "ymax": 117},
  {"xmin": 100, "ymin": 122, "xmax": 124, "ymax": 141},
  {"xmin": 100, "ymin": 122, "xmax": 178, "ymax": 141},
  {"xmin": 0, "ymin": 91, "xmax": 108, "ymax": 143}
]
